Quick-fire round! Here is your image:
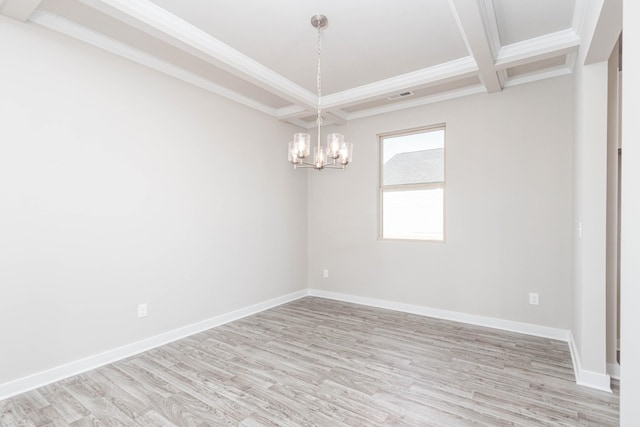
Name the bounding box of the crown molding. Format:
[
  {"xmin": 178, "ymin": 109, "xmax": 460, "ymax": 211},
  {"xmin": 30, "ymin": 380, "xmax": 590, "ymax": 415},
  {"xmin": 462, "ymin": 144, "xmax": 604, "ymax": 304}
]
[
  {"xmin": 29, "ymin": 1, "xmax": 586, "ymax": 129},
  {"xmin": 503, "ymin": 65, "xmax": 573, "ymax": 89},
  {"xmin": 287, "ymin": 118, "xmax": 315, "ymax": 129},
  {"xmin": 275, "ymin": 104, "xmax": 309, "ymax": 121},
  {"xmin": 449, "ymin": 0, "xmax": 501, "ymax": 93},
  {"xmin": 345, "ymin": 85, "xmax": 486, "ymax": 121},
  {"xmin": 327, "ymin": 108, "xmax": 349, "ymax": 120},
  {"xmin": 29, "ymin": 10, "xmax": 277, "ymax": 117},
  {"xmin": 572, "ymin": 0, "xmax": 588, "ymax": 40},
  {"xmin": 495, "ymin": 29, "xmax": 580, "ymax": 70},
  {"xmin": 321, "ymin": 56, "xmax": 478, "ymax": 110},
  {"xmin": 324, "ymin": 111, "xmax": 347, "ymax": 126},
  {"xmin": 287, "ymin": 119, "xmax": 316, "ymax": 129},
  {"xmin": 77, "ymin": 0, "xmax": 317, "ymax": 109},
  {"xmin": 565, "ymin": 51, "xmax": 578, "ymax": 72},
  {"xmin": 496, "ymin": 69, "xmax": 508, "ymax": 87},
  {"xmin": 478, "ymin": 0, "xmax": 501, "ymax": 60}
]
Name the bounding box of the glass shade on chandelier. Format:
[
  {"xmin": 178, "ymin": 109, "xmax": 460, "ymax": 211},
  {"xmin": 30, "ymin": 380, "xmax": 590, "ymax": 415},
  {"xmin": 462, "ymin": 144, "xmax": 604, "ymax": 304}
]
[
  {"xmin": 288, "ymin": 132, "xmax": 353, "ymax": 170},
  {"xmin": 287, "ymin": 14, "xmax": 353, "ymax": 171}
]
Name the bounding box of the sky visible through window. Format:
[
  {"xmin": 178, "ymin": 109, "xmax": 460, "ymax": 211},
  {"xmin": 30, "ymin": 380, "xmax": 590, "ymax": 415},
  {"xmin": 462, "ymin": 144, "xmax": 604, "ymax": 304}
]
[
  {"xmin": 383, "ymin": 129, "xmax": 444, "ymax": 164},
  {"xmin": 381, "ymin": 128, "xmax": 445, "ymax": 241}
]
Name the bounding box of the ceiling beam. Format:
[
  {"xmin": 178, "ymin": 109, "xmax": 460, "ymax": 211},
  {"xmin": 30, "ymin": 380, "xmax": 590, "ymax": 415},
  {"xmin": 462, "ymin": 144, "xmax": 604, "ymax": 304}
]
[
  {"xmin": 275, "ymin": 105, "xmax": 347, "ymax": 126},
  {"xmin": 584, "ymin": 0, "xmax": 622, "ymax": 64},
  {"xmin": 495, "ymin": 29, "xmax": 580, "ymax": 70},
  {"xmin": 502, "ymin": 65, "xmax": 572, "ymax": 89},
  {"xmin": 321, "ymin": 57, "xmax": 478, "ymax": 110},
  {"xmin": 29, "ymin": 10, "xmax": 277, "ymax": 117},
  {"xmin": 76, "ymin": 0, "xmax": 318, "ymax": 110},
  {"xmin": 275, "ymin": 105, "xmax": 309, "ymax": 121},
  {"xmin": 345, "ymin": 85, "xmax": 486, "ymax": 121},
  {"xmin": 324, "ymin": 110, "xmax": 347, "ymax": 126},
  {"xmin": 0, "ymin": 0, "xmax": 42, "ymax": 21},
  {"xmin": 448, "ymin": 0, "xmax": 502, "ymax": 93},
  {"xmin": 288, "ymin": 118, "xmax": 315, "ymax": 129}
]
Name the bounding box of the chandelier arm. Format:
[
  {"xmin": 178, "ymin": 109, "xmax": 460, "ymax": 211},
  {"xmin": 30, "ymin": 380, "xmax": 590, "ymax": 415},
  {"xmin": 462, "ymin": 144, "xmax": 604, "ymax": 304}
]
[{"xmin": 288, "ymin": 15, "xmax": 351, "ymax": 172}]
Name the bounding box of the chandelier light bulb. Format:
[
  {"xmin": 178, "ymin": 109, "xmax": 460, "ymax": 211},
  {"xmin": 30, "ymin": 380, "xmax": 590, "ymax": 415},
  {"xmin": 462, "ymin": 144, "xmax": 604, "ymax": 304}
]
[
  {"xmin": 293, "ymin": 133, "xmax": 310, "ymax": 159},
  {"xmin": 326, "ymin": 133, "xmax": 343, "ymax": 159},
  {"xmin": 338, "ymin": 143, "xmax": 353, "ymax": 166}
]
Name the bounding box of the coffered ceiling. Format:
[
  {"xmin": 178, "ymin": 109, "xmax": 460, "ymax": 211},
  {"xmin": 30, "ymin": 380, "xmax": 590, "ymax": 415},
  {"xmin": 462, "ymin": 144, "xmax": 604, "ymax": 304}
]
[{"xmin": 2, "ymin": 0, "xmax": 589, "ymax": 128}]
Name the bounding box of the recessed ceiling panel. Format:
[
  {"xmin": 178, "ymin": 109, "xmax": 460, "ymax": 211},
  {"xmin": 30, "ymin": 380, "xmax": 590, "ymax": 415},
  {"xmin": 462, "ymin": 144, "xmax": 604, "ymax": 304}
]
[
  {"xmin": 39, "ymin": 0, "xmax": 292, "ymax": 109},
  {"xmin": 146, "ymin": 0, "xmax": 469, "ymax": 94},
  {"xmin": 493, "ymin": 0, "xmax": 575, "ymax": 46},
  {"xmin": 506, "ymin": 55, "xmax": 567, "ymax": 78},
  {"xmin": 29, "ymin": 0, "xmax": 588, "ymax": 125},
  {"xmin": 342, "ymin": 76, "xmax": 482, "ymax": 113}
]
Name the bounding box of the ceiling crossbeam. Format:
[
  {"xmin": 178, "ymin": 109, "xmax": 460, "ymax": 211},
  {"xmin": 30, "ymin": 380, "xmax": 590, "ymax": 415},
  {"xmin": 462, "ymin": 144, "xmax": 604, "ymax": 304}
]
[
  {"xmin": 495, "ymin": 29, "xmax": 580, "ymax": 70},
  {"xmin": 24, "ymin": 0, "xmax": 590, "ymax": 129},
  {"xmin": 77, "ymin": 0, "xmax": 318, "ymax": 111},
  {"xmin": 275, "ymin": 57, "xmax": 479, "ymax": 124},
  {"xmin": 30, "ymin": 10, "xmax": 278, "ymax": 117},
  {"xmin": 321, "ymin": 57, "xmax": 478, "ymax": 110},
  {"xmin": 448, "ymin": 0, "xmax": 502, "ymax": 93}
]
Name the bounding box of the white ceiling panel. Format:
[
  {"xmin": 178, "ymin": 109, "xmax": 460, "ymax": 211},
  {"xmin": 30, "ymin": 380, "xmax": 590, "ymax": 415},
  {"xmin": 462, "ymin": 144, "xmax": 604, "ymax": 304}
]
[
  {"xmin": 493, "ymin": 0, "xmax": 576, "ymax": 45},
  {"xmin": 39, "ymin": 0, "xmax": 292, "ymax": 109},
  {"xmin": 146, "ymin": 0, "xmax": 469, "ymax": 94},
  {"xmin": 3, "ymin": 0, "xmax": 597, "ymax": 127}
]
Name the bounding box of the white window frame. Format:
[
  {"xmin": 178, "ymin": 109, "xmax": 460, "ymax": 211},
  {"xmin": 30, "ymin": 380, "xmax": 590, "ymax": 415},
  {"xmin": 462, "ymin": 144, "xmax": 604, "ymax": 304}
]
[{"xmin": 378, "ymin": 125, "xmax": 446, "ymax": 242}]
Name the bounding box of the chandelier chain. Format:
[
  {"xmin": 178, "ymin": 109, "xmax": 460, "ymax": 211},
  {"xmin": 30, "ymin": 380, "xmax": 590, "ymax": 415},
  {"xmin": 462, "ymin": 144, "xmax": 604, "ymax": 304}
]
[{"xmin": 316, "ymin": 24, "xmax": 323, "ymax": 128}]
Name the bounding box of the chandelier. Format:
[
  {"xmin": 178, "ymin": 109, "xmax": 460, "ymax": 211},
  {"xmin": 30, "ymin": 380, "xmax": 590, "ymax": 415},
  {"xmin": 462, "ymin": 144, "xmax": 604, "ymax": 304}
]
[{"xmin": 288, "ymin": 15, "xmax": 353, "ymax": 170}]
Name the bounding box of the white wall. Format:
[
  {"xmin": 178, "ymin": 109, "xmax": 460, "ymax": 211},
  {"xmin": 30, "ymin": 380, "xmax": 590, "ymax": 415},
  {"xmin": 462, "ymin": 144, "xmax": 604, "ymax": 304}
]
[
  {"xmin": 571, "ymin": 0, "xmax": 622, "ymax": 386},
  {"xmin": 572, "ymin": 0, "xmax": 622, "ymax": 389},
  {"xmin": 605, "ymin": 41, "xmax": 620, "ymax": 367},
  {"xmin": 572, "ymin": 59, "xmax": 608, "ymax": 377},
  {"xmin": 0, "ymin": 17, "xmax": 307, "ymax": 385},
  {"xmin": 620, "ymin": 0, "xmax": 640, "ymax": 423},
  {"xmin": 308, "ymin": 76, "xmax": 574, "ymax": 329}
]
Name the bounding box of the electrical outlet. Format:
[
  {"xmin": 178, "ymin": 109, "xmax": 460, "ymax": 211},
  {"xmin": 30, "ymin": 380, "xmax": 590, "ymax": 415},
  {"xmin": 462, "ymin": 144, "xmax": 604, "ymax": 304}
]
[
  {"xmin": 529, "ymin": 293, "xmax": 539, "ymax": 306},
  {"xmin": 137, "ymin": 303, "xmax": 148, "ymax": 318},
  {"xmin": 323, "ymin": 269, "xmax": 329, "ymax": 278}
]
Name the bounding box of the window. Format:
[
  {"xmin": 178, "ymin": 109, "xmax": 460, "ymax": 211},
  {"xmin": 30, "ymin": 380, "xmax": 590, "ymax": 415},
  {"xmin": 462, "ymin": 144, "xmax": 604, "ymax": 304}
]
[{"xmin": 379, "ymin": 126, "xmax": 445, "ymax": 241}]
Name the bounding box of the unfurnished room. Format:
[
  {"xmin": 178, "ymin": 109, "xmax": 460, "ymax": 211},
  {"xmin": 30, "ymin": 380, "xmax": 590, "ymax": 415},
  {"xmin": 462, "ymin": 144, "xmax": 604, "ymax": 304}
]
[{"xmin": 1, "ymin": 0, "xmax": 639, "ymax": 426}]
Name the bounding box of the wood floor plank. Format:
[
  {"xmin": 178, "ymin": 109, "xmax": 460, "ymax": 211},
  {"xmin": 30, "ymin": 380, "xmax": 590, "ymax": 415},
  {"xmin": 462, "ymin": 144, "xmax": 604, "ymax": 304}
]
[
  {"xmin": 37, "ymin": 383, "xmax": 90, "ymax": 425},
  {"xmin": 62, "ymin": 378, "xmax": 134, "ymax": 427},
  {"xmin": 0, "ymin": 297, "xmax": 619, "ymax": 425}
]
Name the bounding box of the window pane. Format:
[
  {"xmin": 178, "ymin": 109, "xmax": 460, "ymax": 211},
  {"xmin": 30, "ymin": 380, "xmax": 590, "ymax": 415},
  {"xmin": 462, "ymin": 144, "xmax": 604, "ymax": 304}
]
[
  {"xmin": 383, "ymin": 130, "xmax": 444, "ymax": 186},
  {"xmin": 382, "ymin": 188, "xmax": 443, "ymax": 240}
]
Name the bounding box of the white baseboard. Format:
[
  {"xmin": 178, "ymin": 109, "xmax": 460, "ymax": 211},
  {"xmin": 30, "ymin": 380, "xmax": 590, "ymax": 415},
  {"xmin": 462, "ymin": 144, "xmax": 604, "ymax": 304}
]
[
  {"xmin": 607, "ymin": 362, "xmax": 621, "ymax": 380},
  {"xmin": 564, "ymin": 331, "xmax": 612, "ymax": 392},
  {"xmin": 1, "ymin": 288, "xmax": 613, "ymax": 400},
  {"xmin": 308, "ymin": 289, "xmax": 570, "ymax": 341},
  {"xmin": 0, "ymin": 289, "xmax": 308, "ymax": 401},
  {"xmin": 308, "ymin": 289, "xmax": 613, "ymax": 393}
]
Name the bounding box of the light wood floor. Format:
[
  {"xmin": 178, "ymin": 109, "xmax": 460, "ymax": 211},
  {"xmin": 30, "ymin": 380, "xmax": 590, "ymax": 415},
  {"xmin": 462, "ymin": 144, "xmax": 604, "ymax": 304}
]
[{"xmin": 0, "ymin": 297, "xmax": 619, "ymax": 426}]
